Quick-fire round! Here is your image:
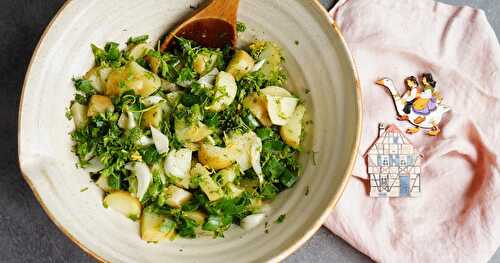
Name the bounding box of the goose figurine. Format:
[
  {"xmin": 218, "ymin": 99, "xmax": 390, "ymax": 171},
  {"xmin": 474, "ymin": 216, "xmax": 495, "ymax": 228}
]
[{"xmin": 376, "ymin": 73, "xmax": 450, "ymax": 136}]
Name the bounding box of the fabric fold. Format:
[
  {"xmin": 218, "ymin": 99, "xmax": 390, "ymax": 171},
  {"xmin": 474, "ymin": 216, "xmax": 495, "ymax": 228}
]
[{"xmin": 325, "ymin": 0, "xmax": 500, "ymax": 262}]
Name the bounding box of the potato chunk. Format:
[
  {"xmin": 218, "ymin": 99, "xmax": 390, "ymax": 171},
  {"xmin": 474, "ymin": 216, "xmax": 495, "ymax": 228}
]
[
  {"xmin": 103, "ymin": 191, "xmax": 142, "ymax": 220},
  {"xmin": 142, "ymin": 105, "xmax": 162, "ymax": 128},
  {"xmin": 225, "ymin": 50, "xmax": 254, "ymax": 80},
  {"xmin": 164, "ymin": 185, "xmax": 192, "ymax": 208},
  {"xmin": 87, "ymin": 95, "xmax": 114, "ymax": 117},
  {"xmin": 191, "ymin": 163, "xmax": 224, "ymax": 201},
  {"xmin": 105, "ymin": 61, "xmax": 160, "ymax": 97},
  {"xmin": 207, "ymin": 71, "xmax": 237, "ymax": 112},
  {"xmin": 193, "ymin": 51, "xmax": 220, "ymax": 75},
  {"xmin": 280, "ymin": 104, "xmax": 306, "ymax": 149},
  {"xmin": 243, "ymin": 93, "xmax": 272, "ymax": 127},
  {"xmin": 141, "ymin": 208, "xmax": 175, "ymax": 242},
  {"xmin": 198, "ymin": 144, "xmax": 235, "ymax": 170},
  {"xmin": 70, "ymin": 102, "xmax": 88, "ymax": 129}
]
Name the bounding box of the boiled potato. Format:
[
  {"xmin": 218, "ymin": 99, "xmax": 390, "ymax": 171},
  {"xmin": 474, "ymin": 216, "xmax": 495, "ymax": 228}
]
[
  {"xmin": 193, "ymin": 51, "xmax": 220, "ymax": 75},
  {"xmin": 103, "ymin": 191, "xmax": 142, "ymax": 220},
  {"xmin": 191, "ymin": 163, "xmax": 224, "ymax": 201},
  {"xmin": 225, "ymin": 50, "xmax": 254, "ymax": 80},
  {"xmin": 280, "ymin": 104, "xmax": 306, "ymax": 149},
  {"xmin": 218, "ymin": 165, "xmax": 239, "ymax": 185},
  {"xmin": 141, "ymin": 208, "xmax": 175, "ymax": 242},
  {"xmin": 175, "ymin": 118, "xmax": 212, "ymax": 143},
  {"xmin": 184, "ymin": 211, "xmax": 206, "ymax": 225},
  {"xmin": 242, "ymin": 93, "xmax": 272, "ymax": 127},
  {"xmin": 198, "ymin": 144, "xmax": 234, "ymax": 170},
  {"xmin": 207, "ymin": 71, "xmax": 237, "ymax": 112},
  {"xmin": 95, "ymin": 174, "xmax": 112, "ymax": 192},
  {"xmin": 164, "ymin": 185, "xmax": 192, "ymax": 208},
  {"xmin": 251, "ymin": 41, "xmax": 282, "ymax": 77},
  {"xmin": 105, "ymin": 61, "xmax": 160, "ymax": 97},
  {"xmin": 146, "ymin": 55, "xmax": 161, "ymax": 74},
  {"xmin": 84, "ymin": 67, "xmax": 105, "ymax": 93},
  {"xmin": 70, "ymin": 102, "xmax": 88, "ymax": 129},
  {"xmin": 128, "ymin": 43, "xmax": 152, "ymax": 60},
  {"xmin": 265, "ymin": 95, "xmax": 299, "ymax": 126},
  {"xmin": 142, "ymin": 105, "xmax": 163, "ymax": 128},
  {"xmin": 225, "ymin": 183, "xmax": 244, "ymax": 198},
  {"xmin": 260, "ymin": 86, "xmax": 292, "ymax": 97},
  {"xmin": 87, "ymin": 95, "xmax": 114, "ymax": 117}
]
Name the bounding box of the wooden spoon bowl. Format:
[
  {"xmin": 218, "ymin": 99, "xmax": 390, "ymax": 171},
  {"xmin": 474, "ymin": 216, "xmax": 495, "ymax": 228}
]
[{"xmin": 160, "ymin": 0, "xmax": 240, "ymax": 51}]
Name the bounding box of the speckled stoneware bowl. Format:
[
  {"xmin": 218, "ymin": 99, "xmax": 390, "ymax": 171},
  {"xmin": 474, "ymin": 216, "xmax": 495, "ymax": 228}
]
[{"xmin": 18, "ymin": 0, "xmax": 361, "ymax": 262}]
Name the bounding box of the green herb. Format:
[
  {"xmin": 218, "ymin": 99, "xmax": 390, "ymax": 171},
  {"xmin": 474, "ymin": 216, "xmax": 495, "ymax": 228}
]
[
  {"xmin": 80, "ymin": 187, "xmax": 88, "ymax": 192},
  {"xmin": 236, "ymin": 21, "xmax": 246, "ymax": 33},
  {"xmin": 160, "ymin": 219, "xmax": 177, "ymax": 233},
  {"xmin": 127, "ymin": 35, "xmax": 149, "ymax": 45},
  {"xmin": 276, "ymin": 214, "xmax": 286, "ymax": 224}
]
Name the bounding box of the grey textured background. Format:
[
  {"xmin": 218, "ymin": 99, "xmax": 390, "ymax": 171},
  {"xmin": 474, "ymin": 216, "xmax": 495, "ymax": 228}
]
[{"xmin": 2, "ymin": 0, "xmax": 498, "ymax": 262}]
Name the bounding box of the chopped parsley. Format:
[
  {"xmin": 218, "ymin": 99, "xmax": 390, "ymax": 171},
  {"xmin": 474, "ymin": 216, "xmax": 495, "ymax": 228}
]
[
  {"xmin": 236, "ymin": 21, "xmax": 246, "ymax": 33},
  {"xmin": 276, "ymin": 214, "xmax": 286, "ymax": 224}
]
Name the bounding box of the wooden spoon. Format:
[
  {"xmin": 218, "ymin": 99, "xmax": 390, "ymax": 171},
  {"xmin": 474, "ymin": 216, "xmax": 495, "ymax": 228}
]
[{"xmin": 160, "ymin": 0, "xmax": 240, "ymax": 51}]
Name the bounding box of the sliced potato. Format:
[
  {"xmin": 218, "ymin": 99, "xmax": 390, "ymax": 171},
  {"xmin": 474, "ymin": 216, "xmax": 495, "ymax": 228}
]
[
  {"xmin": 198, "ymin": 144, "xmax": 234, "ymax": 170},
  {"xmin": 225, "ymin": 50, "xmax": 255, "ymax": 80},
  {"xmin": 193, "ymin": 52, "xmax": 219, "ymax": 75},
  {"xmin": 191, "ymin": 163, "xmax": 224, "ymax": 201},
  {"xmin": 184, "ymin": 211, "xmax": 207, "ymax": 225},
  {"xmin": 128, "ymin": 43, "xmax": 152, "ymax": 60},
  {"xmin": 260, "ymin": 86, "xmax": 292, "ymax": 97},
  {"xmin": 242, "ymin": 93, "xmax": 272, "ymax": 127},
  {"xmin": 265, "ymin": 95, "xmax": 299, "ymax": 126},
  {"xmin": 96, "ymin": 174, "xmax": 112, "ymax": 192},
  {"xmin": 225, "ymin": 183, "xmax": 244, "ymax": 198},
  {"xmin": 105, "ymin": 61, "xmax": 160, "ymax": 97},
  {"xmin": 164, "ymin": 185, "xmax": 192, "ymax": 208},
  {"xmin": 207, "ymin": 71, "xmax": 237, "ymax": 112},
  {"xmin": 87, "ymin": 95, "xmax": 114, "ymax": 117},
  {"xmin": 103, "ymin": 191, "xmax": 142, "ymax": 220},
  {"xmin": 146, "ymin": 55, "xmax": 161, "ymax": 74},
  {"xmin": 141, "ymin": 208, "xmax": 175, "ymax": 242},
  {"xmin": 175, "ymin": 118, "xmax": 212, "ymax": 143},
  {"xmin": 142, "ymin": 105, "xmax": 163, "ymax": 128},
  {"xmin": 84, "ymin": 67, "xmax": 105, "ymax": 93},
  {"xmin": 218, "ymin": 165, "xmax": 239, "ymax": 185},
  {"xmin": 164, "ymin": 149, "xmax": 192, "ymax": 179},
  {"xmin": 70, "ymin": 102, "xmax": 88, "ymax": 129},
  {"xmin": 253, "ymin": 41, "xmax": 282, "ymax": 77},
  {"xmin": 280, "ymin": 104, "xmax": 306, "ymax": 149}
]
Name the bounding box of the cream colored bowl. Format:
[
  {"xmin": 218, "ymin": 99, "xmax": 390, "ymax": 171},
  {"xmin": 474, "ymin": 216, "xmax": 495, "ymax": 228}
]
[{"xmin": 18, "ymin": 0, "xmax": 361, "ymax": 262}]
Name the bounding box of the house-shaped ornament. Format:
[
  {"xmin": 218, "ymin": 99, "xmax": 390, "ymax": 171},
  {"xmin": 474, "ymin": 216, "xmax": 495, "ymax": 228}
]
[{"xmin": 366, "ymin": 124, "xmax": 422, "ymax": 197}]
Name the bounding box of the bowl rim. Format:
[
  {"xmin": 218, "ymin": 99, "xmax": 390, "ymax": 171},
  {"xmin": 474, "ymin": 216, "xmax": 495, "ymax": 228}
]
[{"xmin": 17, "ymin": 0, "xmax": 362, "ymax": 262}]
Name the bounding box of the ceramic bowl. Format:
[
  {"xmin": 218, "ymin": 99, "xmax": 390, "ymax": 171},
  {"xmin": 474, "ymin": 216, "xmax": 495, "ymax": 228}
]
[{"xmin": 18, "ymin": 0, "xmax": 361, "ymax": 262}]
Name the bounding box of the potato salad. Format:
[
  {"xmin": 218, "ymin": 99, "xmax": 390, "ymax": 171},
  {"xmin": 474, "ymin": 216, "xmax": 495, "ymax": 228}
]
[{"xmin": 68, "ymin": 34, "xmax": 306, "ymax": 241}]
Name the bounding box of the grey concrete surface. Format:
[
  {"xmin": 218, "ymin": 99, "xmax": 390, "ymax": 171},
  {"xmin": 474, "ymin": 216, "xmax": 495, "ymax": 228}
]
[{"xmin": 1, "ymin": 0, "xmax": 498, "ymax": 262}]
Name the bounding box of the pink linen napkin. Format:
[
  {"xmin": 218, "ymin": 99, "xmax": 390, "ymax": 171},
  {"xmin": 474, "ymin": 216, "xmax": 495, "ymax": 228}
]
[{"xmin": 325, "ymin": 0, "xmax": 500, "ymax": 262}]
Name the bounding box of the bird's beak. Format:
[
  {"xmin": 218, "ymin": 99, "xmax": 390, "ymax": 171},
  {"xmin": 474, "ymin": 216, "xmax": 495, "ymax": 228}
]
[{"xmin": 375, "ymin": 79, "xmax": 385, "ymax": 86}]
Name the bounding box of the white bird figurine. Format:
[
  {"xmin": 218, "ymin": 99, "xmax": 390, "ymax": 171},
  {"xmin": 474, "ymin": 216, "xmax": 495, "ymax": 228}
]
[{"xmin": 376, "ymin": 73, "xmax": 450, "ymax": 136}]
